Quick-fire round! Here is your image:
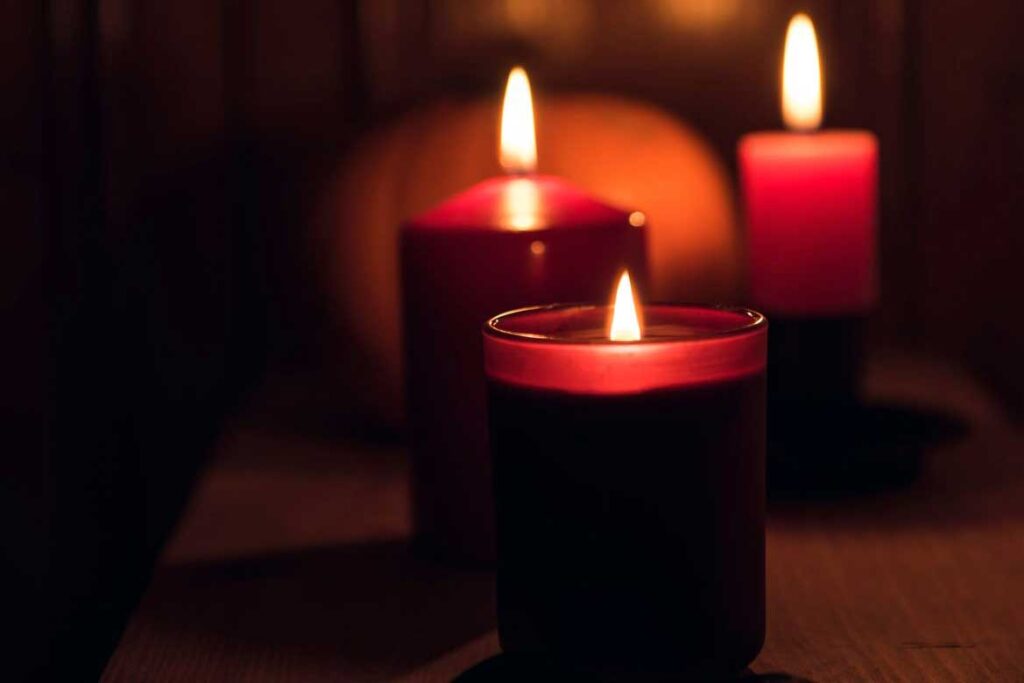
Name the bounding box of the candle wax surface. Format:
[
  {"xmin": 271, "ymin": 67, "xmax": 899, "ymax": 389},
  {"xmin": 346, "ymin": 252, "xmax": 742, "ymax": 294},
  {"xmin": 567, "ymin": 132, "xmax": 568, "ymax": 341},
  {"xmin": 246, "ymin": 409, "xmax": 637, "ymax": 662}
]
[
  {"xmin": 739, "ymin": 130, "xmax": 878, "ymax": 316},
  {"xmin": 488, "ymin": 373, "xmax": 766, "ymax": 676},
  {"xmin": 484, "ymin": 305, "xmax": 766, "ymax": 395},
  {"xmin": 410, "ymin": 175, "xmax": 631, "ymax": 232}
]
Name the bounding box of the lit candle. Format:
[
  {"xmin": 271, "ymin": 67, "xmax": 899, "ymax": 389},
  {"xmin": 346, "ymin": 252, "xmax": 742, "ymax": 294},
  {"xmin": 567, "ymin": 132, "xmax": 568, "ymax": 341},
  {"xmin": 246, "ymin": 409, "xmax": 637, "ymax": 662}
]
[
  {"xmin": 738, "ymin": 13, "xmax": 878, "ymax": 406},
  {"xmin": 401, "ymin": 68, "xmax": 648, "ymax": 565},
  {"xmin": 484, "ymin": 273, "xmax": 767, "ymax": 678}
]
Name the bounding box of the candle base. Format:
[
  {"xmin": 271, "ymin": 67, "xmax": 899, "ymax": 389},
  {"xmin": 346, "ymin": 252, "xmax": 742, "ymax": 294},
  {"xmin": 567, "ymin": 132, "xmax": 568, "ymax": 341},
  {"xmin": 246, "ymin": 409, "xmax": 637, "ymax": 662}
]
[{"xmin": 410, "ymin": 517, "xmax": 496, "ymax": 570}]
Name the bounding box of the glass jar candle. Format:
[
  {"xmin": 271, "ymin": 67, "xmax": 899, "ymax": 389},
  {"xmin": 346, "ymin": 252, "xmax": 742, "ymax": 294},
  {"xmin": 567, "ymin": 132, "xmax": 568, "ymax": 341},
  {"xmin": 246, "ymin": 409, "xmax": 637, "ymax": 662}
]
[{"xmin": 484, "ymin": 303, "xmax": 768, "ymax": 678}]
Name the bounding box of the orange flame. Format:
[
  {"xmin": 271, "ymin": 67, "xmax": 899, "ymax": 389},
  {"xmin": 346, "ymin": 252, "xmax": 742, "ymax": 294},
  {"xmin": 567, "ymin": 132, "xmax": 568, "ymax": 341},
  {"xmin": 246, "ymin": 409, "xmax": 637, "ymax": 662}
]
[
  {"xmin": 609, "ymin": 271, "xmax": 642, "ymax": 342},
  {"xmin": 500, "ymin": 66, "xmax": 537, "ymax": 174},
  {"xmin": 782, "ymin": 13, "xmax": 822, "ymax": 132}
]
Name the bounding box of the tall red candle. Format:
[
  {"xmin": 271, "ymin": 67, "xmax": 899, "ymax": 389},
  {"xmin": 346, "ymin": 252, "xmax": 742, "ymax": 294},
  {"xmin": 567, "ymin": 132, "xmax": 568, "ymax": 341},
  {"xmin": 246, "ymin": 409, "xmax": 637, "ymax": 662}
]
[
  {"xmin": 739, "ymin": 14, "xmax": 878, "ymax": 317},
  {"xmin": 739, "ymin": 14, "xmax": 880, "ymax": 490},
  {"xmin": 401, "ymin": 68, "xmax": 648, "ymax": 564},
  {"xmin": 739, "ymin": 13, "xmax": 878, "ymax": 415}
]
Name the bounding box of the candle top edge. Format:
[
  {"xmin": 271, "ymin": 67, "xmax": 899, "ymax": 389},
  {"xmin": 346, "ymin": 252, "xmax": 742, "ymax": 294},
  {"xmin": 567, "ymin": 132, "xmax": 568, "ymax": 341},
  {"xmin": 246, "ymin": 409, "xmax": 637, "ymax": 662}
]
[
  {"xmin": 485, "ymin": 303, "xmax": 767, "ymax": 346},
  {"xmin": 483, "ymin": 304, "xmax": 767, "ymax": 394},
  {"xmin": 738, "ymin": 129, "xmax": 878, "ymax": 152},
  {"xmin": 739, "ymin": 128, "xmax": 877, "ymax": 139},
  {"xmin": 404, "ymin": 174, "xmax": 635, "ymax": 233}
]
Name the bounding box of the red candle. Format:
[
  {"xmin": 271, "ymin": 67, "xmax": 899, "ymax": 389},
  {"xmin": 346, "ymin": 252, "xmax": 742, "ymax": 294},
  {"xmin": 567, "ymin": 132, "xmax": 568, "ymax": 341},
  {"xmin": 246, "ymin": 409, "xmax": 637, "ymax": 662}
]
[
  {"xmin": 739, "ymin": 14, "xmax": 878, "ymax": 317},
  {"xmin": 484, "ymin": 274, "xmax": 767, "ymax": 677},
  {"xmin": 401, "ymin": 68, "xmax": 648, "ymax": 565},
  {"xmin": 739, "ymin": 14, "xmax": 879, "ymax": 490}
]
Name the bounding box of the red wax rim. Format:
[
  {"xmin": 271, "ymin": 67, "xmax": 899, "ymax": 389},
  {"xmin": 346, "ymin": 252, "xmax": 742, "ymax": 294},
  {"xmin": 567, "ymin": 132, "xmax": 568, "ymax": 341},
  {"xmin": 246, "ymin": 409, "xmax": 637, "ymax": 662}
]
[{"xmin": 483, "ymin": 304, "xmax": 768, "ymax": 394}]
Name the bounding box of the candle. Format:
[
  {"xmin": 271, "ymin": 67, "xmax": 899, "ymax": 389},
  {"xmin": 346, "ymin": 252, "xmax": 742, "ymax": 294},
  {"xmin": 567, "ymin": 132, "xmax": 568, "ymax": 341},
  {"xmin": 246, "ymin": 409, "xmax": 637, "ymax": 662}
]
[
  {"xmin": 401, "ymin": 68, "xmax": 648, "ymax": 565},
  {"xmin": 739, "ymin": 13, "xmax": 878, "ymax": 411},
  {"xmin": 740, "ymin": 14, "xmax": 878, "ymax": 317},
  {"xmin": 484, "ymin": 273, "xmax": 766, "ymax": 678}
]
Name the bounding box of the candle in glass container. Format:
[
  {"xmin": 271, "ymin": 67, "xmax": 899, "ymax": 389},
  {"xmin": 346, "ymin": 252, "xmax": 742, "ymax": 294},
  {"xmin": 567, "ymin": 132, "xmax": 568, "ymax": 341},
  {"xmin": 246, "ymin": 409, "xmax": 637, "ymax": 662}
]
[
  {"xmin": 484, "ymin": 274, "xmax": 767, "ymax": 678},
  {"xmin": 401, "ymin": 68, "xmax": 648, "ymax": 565},
  {"xmin": 739, "ymin": 13, "xmax": 877, "ymax": 409}
]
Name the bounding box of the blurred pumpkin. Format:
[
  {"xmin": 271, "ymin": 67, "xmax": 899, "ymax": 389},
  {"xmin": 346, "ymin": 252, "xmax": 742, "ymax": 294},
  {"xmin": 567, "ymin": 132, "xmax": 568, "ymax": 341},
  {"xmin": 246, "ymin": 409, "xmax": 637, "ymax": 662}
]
[{"xmin": 315, "ymin": 94, "xmax": 739, "ymax": 424}]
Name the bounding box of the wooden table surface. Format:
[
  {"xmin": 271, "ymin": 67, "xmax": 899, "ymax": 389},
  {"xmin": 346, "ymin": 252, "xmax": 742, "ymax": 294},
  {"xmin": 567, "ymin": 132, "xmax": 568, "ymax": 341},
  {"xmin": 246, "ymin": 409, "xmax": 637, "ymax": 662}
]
[{"xmin": 103, "ymin": 355, "xmax": 1024, "ymax": 682}]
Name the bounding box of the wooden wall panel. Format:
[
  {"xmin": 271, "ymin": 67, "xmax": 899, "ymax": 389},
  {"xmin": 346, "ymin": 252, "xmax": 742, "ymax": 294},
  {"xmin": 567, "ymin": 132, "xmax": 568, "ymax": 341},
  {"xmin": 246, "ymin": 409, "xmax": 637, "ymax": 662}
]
[
  {"xmin": 27, "ymin": 0, "xmax": 236, "ymax": 678},
  {"xmin": 223, "ymin": 0, "xmax": 360, "ymax": 369},
  {"xmin": 915, "ymin": 1, "xmax": 1024, "ymax": 414},
  {"xmin": 1, "ymin": 0, "xmax": 260, "ymax": 678},
  {"xmin": 1, "ymin": 1, "xmax": 50, "ymax": 679}
]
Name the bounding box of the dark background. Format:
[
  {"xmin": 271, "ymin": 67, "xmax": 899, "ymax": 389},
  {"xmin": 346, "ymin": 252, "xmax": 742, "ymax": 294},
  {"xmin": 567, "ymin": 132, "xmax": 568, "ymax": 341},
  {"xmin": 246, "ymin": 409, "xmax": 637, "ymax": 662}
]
[{"xmin": 2, "ymin": 0, "xmax": 1022, "ymax": 680}]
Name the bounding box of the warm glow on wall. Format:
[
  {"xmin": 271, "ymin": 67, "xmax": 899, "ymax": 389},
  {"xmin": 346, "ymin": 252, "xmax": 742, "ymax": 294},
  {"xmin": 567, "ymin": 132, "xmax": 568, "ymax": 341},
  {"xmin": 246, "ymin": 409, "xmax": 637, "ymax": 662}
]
[
  {"xmin": 782, "ymin": 13, "xmax": 823, "ymax": 132},
  {"xmin": 656, "ymin": 0, "xmax": 742, "ymax": 29}
]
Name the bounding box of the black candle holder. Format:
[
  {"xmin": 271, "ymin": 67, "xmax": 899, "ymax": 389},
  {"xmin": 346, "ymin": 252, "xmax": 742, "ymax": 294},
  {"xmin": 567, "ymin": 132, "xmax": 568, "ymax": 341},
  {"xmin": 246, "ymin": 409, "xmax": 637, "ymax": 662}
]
[
  {"xmin": 766, "ymin": 315, "xmax": 865, "ymax": 406},
  {"xmin": 765, "ymin": 315, "xmax": 929, "ymax": 495}
]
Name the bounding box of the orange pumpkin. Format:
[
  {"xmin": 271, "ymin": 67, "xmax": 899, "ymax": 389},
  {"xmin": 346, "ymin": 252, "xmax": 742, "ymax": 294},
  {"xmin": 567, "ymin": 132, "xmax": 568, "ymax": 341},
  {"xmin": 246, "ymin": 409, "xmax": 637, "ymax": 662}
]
[{"xmin": 315, "ymin": 94, "xmax": 739, "ymax": 424}]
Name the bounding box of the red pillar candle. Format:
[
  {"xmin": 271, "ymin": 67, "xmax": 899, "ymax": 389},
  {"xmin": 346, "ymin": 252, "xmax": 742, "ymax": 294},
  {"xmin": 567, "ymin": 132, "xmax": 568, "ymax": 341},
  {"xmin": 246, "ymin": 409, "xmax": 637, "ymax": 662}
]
[
  {"xmin": 401, "ymin": 68, "xmax": 648, "ymax": 565},
  {"xmin": 739, "ymin": 14, "xmax": 878, "ymax": 317},
  {"xmin": 484, "ymin": 274, "xmax": 767, "ymax": 678},
  {"xmin": 739, "ymin": 14, "xmax": 877, "ymax": 416},
  {"xmin": 739, "ymin": 131, "xmax": 877, "ymax": 316}
]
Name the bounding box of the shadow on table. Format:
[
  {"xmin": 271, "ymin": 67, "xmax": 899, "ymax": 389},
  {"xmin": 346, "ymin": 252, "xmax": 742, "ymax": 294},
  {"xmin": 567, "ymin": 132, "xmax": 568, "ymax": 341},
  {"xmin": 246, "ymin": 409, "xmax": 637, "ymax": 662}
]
[
  {"xmin": 140, "ymin": 539, "xmax": 495, "ymax": 675},
  {"xmin": 454, "ymin": 655, "xmax": 815, "ymax": 682},
  {"xmin": 768, "ymin": 401, "xmax": 968, "ymax": 499},
  {"xmin": 768, "ymin": 400, "xmax": 1024, "ymax": 530}
]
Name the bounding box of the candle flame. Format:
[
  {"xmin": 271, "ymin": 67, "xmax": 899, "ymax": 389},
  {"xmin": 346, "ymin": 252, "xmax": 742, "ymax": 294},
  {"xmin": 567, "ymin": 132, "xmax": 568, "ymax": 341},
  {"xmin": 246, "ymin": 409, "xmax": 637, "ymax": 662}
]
[
  {"xmin": 500, "ymin": 66, "xmax": 537, "ymax": 174},
  {"xmin": 782, "ymin": 13, "xmax": 823, "ymax": 132},
  {"xmin": 609, "ymin": 271, "xmax": 642, "ymax": 342}
]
